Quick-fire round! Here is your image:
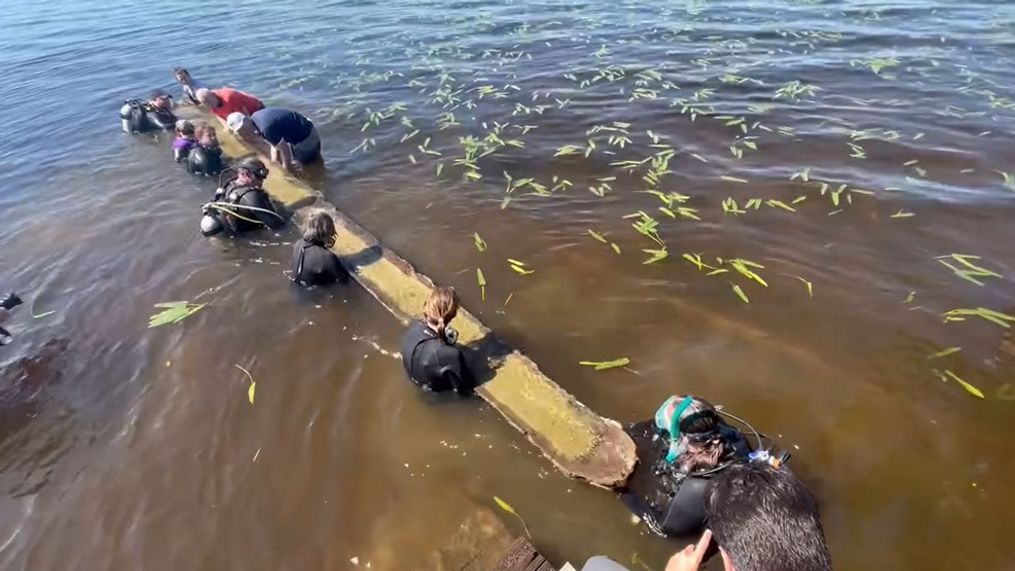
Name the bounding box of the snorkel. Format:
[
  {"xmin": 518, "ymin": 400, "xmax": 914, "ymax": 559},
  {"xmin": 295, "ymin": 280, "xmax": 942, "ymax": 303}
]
[{"xmin": 655, "ymin": 395, "xmax": 695, "ymax": 463}]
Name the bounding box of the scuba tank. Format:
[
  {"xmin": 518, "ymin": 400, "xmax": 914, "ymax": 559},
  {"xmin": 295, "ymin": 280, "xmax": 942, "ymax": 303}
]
[
  {"xmin": 199, "ymin": 167, "xmax": 238, "ymax": 237},
  {"xmin": 120, "ymin": 100, "xmax": 144, "ymax": 133}
]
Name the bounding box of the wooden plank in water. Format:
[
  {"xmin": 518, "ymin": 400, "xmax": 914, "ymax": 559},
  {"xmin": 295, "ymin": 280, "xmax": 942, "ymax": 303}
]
[{"xmin": 178, "ymin": 106, "xmax": 637, "ymax": 488}]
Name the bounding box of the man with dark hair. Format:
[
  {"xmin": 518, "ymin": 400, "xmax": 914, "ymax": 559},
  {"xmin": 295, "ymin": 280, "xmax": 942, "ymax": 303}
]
[{"xmin": 699, "ymin": 464, "xmax": 832, "ymax": 571}]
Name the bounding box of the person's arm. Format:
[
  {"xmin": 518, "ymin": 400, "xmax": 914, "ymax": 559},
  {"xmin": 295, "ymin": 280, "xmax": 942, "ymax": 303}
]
[
  {"xmin": 273, "ymin": 142, "xmax": 295, "ymax": 172},
  {"xmin": 447, "ymin": 347, "xmax": 477, "ymax": 396},
  {"xmin": 329, "ymin": 252, "xmax": 350, "ymax": 284}
]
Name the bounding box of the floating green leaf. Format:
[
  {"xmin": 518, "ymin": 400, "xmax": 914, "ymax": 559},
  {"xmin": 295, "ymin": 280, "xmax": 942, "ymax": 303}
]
[
  {"xmin": 642, "ymin": 248, "xmax": 668, "ymax": 264},
  {"xmin": 235, "ymin": 364, "xmax": 256, "ymax": 405},
  {"xmin": 148, "ymin": 301, "xmax": 206, "ymax": 328},
  {"xmin": 477, "ymin": 268, "xmax": 487, "ymax": 301},
  {"xmin": 944, "ymin": 370, "xmax": 985, "ymax": 399},
  {"xmin": 928, "ymin": 347, "xmax": 962, "ymax": 359},
  {"xmin": 579, "ymin": 357, "xmax": 631, "ymax": 371},
  {"xmin": 731, "ymin": 284, "xmax": 750, "ymax": 304},
  {"xmin": 473, "ymin": 232, "xmax": 487, "ymax": 252}
]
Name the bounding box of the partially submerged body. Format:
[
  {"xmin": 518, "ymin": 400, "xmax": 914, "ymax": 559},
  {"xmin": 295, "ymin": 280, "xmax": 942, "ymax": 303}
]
[
  {"xmin": 291, "ymin": 210, "xmax": 349, "ymax": 286},
  {"xmin": 400, "ymin": 288, "xmax": 476, "ymax": 396},
  {"xmin": 200, "ymin": 158, "xmax": 284, "ymax": 237},
  {"xmin": 120, "ymin": 91, "xmax": 177, "ymax": 133}
]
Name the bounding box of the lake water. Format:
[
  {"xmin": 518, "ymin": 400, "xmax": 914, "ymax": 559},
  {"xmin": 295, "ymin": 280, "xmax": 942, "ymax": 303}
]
[{"xmin": 2, "ymin": 0, "xmax": 1015, "ymax": 569}]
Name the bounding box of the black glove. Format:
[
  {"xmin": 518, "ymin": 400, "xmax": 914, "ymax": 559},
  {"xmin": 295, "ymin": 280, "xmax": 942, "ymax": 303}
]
[{"xmin": 1, "ymin": 292, "xmax": 22, "ymax": 311}]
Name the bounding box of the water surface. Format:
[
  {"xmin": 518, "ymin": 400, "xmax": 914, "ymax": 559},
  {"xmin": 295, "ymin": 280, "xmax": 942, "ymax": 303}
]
[{"xmin": 2, "ymin": 0, "xmax": 1015, "ymax": 569}]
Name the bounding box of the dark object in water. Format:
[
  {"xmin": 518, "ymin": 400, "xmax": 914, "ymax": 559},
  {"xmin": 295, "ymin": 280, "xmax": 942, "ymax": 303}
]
[
  {"xmin": 187, "ymin": 145, "xmax": 224, "ymax": 176},
  {"xmin": 1, "ymin": 292, "xmax": 23, "ymax": 311},
  {"xmin": 400, "ymin": 320, "xmax": 476, "ymax": 395},
  {"xmin": 120, "ymin": 99, "xmax": 176, "ymax": 133},
  {"xmin": 1, "ymin": 292, "xmax": 23, "ymax": 346}
]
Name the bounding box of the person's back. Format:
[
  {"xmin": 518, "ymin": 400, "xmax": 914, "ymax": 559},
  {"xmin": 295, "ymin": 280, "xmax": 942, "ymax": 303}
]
[
  {"xmin": 291, "ymin": 210, "xmax": 349, "ymax": 286},
  {"xmin": 400, "ymin": 287, "xmax": 476, "ymax": 396},
  {"xmin": 228, "ymin": 183, "xmax": 282, "ymax": 232},
  {"xmin": 707, "ymin": 464, "xmax": 832, "ymax": 571}
]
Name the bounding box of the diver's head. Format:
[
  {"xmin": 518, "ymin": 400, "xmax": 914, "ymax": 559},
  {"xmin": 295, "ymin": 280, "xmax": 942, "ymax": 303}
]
[
  {"xmin": 226, "ymin": 112, "xmax": 255, "ymax": 138},
  {"xmin": 423, "ymin": 287, "xmax": 459, "ymax": 342},
  {"xmin": 303, "ymin": 209, "xmax": 337, "ymax": 248},
  {"xmin": 235, "ymin": 156, "xmax": 269, "ymax": 185},
  {"xmin": 150, "ymin": 89, "xmax": 172, "ymax": 110},
  {"xmin": 656, "ymin": 395, "xmax": 726, "ymax": 473},
  {"xmin": 175, "ymin": 119, "xmax": 195, "ymax": 138},
  {"xmin": 173, "ymin": 67, "xmax": 193, "ymax": 85},
  {"xmin": 195, "ymin": 88, "xmax": 219, "ymax": 109},
  {"xmin": 198, "ymin": 124, "xmax": 218, "ymax": 147}
]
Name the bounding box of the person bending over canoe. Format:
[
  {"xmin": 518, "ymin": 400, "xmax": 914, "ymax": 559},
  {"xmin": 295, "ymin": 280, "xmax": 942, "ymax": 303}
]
[
  {"xmin": 226, "ymin": 108, "xmax": 322, "ymax": 173},
  {"xmin": 401, "ymin": 287, "xmax": 476, "ymax": 396},
  {"xmin": 196, "ymin": 87, "xmax": 264, "ymax": 120},
  {"xmin": 200, "ymin": 157, "xmax": 284, "ymax": 237},
  {"xmin": 290, "ymin": 210, "xmax": 350, "ymax": 287},
  {"xmin": 120, "ymin": 90, "xmax": 177, "ymax": 133}
]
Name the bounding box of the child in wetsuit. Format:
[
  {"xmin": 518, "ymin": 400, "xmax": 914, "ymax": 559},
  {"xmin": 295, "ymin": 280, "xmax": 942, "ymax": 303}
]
[
  {"xmin": 172, "ymin": 120, "xmax": 197, "ymax": 162},
  {"xmin": 187, "ymin": 123, "xmax": 223, "ymax": 175},
  {"xmin": 290, "ymin": 210, "xmax": 349, "ymax": 286}
]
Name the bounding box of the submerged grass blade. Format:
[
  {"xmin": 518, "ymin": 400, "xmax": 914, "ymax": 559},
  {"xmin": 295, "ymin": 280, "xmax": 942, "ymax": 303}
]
[{"xmin": 493, "ymin": 496, "xmax": 532, "ymax": 539}]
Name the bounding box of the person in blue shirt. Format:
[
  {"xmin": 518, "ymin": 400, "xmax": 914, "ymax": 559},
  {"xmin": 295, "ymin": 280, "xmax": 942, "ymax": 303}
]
[{"xmin": 226, "ymin": 108, "xmax": 321, "ymax": 172}]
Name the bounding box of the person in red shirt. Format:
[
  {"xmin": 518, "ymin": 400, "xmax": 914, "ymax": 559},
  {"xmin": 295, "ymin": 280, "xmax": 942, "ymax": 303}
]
[{"xmin": 195, "ymin": 87, "xmax": 264, "ymax": 120}]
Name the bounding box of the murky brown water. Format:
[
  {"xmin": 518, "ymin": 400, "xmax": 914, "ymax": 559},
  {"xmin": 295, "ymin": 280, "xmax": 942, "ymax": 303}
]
[{"xmin": 3, "ymin": 0, "xmax": 1015, "ymax": 569}]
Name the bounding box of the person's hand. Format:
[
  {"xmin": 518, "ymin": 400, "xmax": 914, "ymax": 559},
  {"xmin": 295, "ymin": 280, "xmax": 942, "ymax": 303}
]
[
  {"xmin": 1, "ymin": 292, "xmax": 23, "ymax": 311},
  {"xmin": 665, "ymin": 529, "xmax": 712, "ymax": 571}
]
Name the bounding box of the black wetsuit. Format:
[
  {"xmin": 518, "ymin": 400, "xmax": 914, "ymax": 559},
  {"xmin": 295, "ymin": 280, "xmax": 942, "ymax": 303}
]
[
  {"xmin": 400, "ymin": 320, "xmax": 476, "ymax": 395},
  {"xmin": 622, "ymin": 420, "xmax": 751, "ymax": 537},
  {"xmin": 121, "ymin": 100, "xmax": 176, "ymax": 133},
  {"xmin": 290, "ymin": 239, "xmax": 349, "ymax": 286},
  {"xmin": 217, "ymin": 181, "xmax": 284, "ymax": 234},
  {"xmin": 187, "ymin": 145, "xmax": 224, "ymax": 176}
]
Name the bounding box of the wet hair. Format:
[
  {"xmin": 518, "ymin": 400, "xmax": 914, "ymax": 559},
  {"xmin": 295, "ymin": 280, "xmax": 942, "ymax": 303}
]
[
  {"xmin": 173, "ymin": 67, "xmax": 191, "ymax": 80},
  {"xmin": 423, "ymin": 287, "xmax": 459, "ymax": 342},
  {"xmin": 302, "ymin": 210, "xmax": 337, "ymax": 248},
  {"xmin": 707, "ymin": 464, "xmax": 832, "ymax": 571},
  {"xmin": 176, "ymin": 120, "xmax": 195, "ymax": 136}
]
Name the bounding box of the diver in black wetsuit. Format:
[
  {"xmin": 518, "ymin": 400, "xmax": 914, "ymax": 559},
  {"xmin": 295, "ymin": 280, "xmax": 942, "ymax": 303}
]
[
  {"xmin": 622, "ymin": 395, "xmax": 785, "ymax": 538},
  {"xmin": 120, "ymin": 90, "xmax": 177, "ymax": 133},
  {"xmin": 290, "ymin": 210, "xmax": 349, "ymax": 286},
  {"xmin": 1, "ymin": 292, "xmax": 24, "ymax": 346},
  {"xmin": 199, "ymin": 157, "xmax": 285, "ymax": 237},
  {"xmin": 400, "ymin": 287, "xmax": 476, "ymax": 396}
]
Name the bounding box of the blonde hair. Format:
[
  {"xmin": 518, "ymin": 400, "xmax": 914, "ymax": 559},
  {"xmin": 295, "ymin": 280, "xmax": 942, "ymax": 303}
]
[
  {"xmin": 423, "ymin": 287, "xmax": 459, "ymax": 341},
  {"xmin": 302, "ymin": 210, "xmax": 337, "ymax": 247}
]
